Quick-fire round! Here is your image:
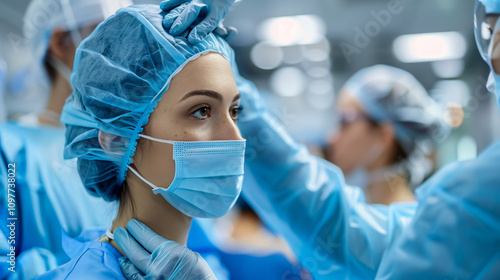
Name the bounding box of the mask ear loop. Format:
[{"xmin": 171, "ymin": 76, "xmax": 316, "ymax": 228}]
[
  {"xmin": 105, "ymin": 227, "xmax": 114, "ymax": 240},
  {"xmin": 127, "ymin": 165, "xmax": 161, "ymax": 191},
  {"xmin": 139, "ymin": 134, "xmax": 175, "ymax": 144},
  {"xmin": 129, "ymin": 135, "xmax": 177, "ymax": 190}
]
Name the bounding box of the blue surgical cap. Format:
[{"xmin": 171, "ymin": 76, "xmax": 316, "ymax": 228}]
[
  {"xmin": 342, "ymin": 65, "xmax": 449, "ymax": 156},
  {"xmin": 61, "ymin": 5, "xmax": 237, "ymax": 201},
  {"xmin": 480, "ymin": 0, "xmax": 500, "ymax": 14}
]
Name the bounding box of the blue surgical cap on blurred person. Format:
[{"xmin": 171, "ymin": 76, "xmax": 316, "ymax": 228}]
[
  {"xmin": 21, "ymin": 0, "xmax": 132, "ymax": 95},
  {"xmin": 480, "ymin": 0, "xmax": 500, "ymax": 13},
  {"xmin": 61, "ymin": 5, "xmax": 238, "ymax": 201},
  {"xmin": 342, "ymin": 65, "xmax": 449, "ymax": 156}
]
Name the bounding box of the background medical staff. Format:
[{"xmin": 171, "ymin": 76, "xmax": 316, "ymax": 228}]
[
  {"xmin": 0, "ymin": 0, "xmax": 130, "ymax": 278},
  {"xmin": 326, "ymin": 64, "xmax": 449, "ymax": 204}
]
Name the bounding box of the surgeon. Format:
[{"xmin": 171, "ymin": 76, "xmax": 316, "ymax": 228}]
[
  {"xmin": 0, "ymin": 0, "xmax": 130, "ymax": 278},
  {"xmin": 327, "ymin": 65, "xmax": 448, "ymax": 204},
  {"xmin": 113, "ymin": 0, "xmax": 500, "ymax": 279}
]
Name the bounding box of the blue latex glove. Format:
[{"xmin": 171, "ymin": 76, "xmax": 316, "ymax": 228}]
[
  {"xmin": 114, "ymin": 219, "xmax": 216, "ymax": 280},
  {"xmin": 160, "ymin": 0, "xmax": 235, "ymax": 44}
]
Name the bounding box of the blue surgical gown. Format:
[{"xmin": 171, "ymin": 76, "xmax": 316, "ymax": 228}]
[
  {"xmin": 238, "ymin": 110, "xmax": 500, "ymax": 279},
  {"xmin": 38, "ymin": 220, "xmax": 305, "ymax": 280},
  {"xmin": 189, "ymin": 219, "xmax": 307, "ymax": 280},
  {"xmin": 0, "ymin": 122, "xmax": 114, "ymax": 279},
  {"xmin": 38, "ymin": 225, "xmax": 230, "ymax": 280},
  {"xmin": 37, "ymin": 230, "xmax": 124, "ymax": 279},
  {"xmin": 375, "ymin": 140, "xmax": 500, "ymax": 279}
]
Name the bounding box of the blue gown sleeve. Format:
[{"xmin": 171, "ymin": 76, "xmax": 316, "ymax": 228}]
[
  {"xmin": 375, "ymin": 141, "xmax": 500, "ymax": 279},
  {"xmin": 236, "ymin": 79, "xmax": 417, "ymax": 279}
]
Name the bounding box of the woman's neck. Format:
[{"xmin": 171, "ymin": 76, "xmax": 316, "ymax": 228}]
[
  {"xmin": 38, "ymin": 75, "xmax": 71, "ymax": 126},
  {"xmin": 365, "ymin": 175, "xmax": 416, "ymax": 205},
  {"xmin": 109, "ymin": 175, "xmax": 192, "ymax": 255}
]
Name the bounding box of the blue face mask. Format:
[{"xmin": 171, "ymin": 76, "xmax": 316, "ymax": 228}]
[{"xmin": 128, "ymin": 134, "xmax": 246, "ymax": 218}]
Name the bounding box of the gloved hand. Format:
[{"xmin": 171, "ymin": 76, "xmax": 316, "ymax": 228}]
[
  {"xmin": 160, "ymin": 0, "xmax": 235, "ymax": 44},
  {"xmin": 114, "ymin": 219, "xmax": 216, "ymax": 280}
]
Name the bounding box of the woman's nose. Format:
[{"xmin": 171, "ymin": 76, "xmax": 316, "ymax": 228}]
[{"xmin": 214, "ymin": 114, "xmax": 243, "ymax": 141}]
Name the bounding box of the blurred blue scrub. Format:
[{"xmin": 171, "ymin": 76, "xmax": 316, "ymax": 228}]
[
  {"xmin": 0, "ymin": 54, "xmax": 6, "ymax": 123},
  {"xmin": 0, "ymin": 123, "xmax": 115, "ymax": 279},
  {"xmin": 189, "ymin": 219, "xmax": 307, "ymax": 280},
  {"xmin": 236, "ymin": 74, "xmax": 500, "ymax": 279},
  {"xmin": 0, "ymin": 0, "xmax": 130, "ymax": 278}
]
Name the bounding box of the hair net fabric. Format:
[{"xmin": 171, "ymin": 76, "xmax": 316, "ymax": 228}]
[
  {"xmin": 342, "ymin": 64, "xmax": 449, "ymax": 156},
  {"xmin": 61, "ymin": 4, "xmax": 238, "ymax": 201}
]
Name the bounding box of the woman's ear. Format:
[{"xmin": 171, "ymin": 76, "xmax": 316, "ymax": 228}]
[
  {"xmin": 378, "ymin": 123, "xmax": 396, "ymax": 150},
  {"xmin": 47, "ymin": 28, "xmax": 76, "ymax": 67},
  {"xmin": 98, "ymin": 130, "xmax": 123, "ymax": 153}
]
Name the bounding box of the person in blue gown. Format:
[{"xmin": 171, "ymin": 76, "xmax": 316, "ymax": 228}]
[{"xmin": 0, "ymin": 1, "xmax": 131, "ymax": 278}]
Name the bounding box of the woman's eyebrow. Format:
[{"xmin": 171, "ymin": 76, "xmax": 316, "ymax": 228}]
[
  {"xmin": 180, "ymin": 90, "xmax": 223, "ymax": 103},
  {"xmin": 233, "ymin": 94, "xmax": 240, "ymax": 102}
]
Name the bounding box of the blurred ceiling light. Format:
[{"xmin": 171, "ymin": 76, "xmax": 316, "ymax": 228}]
[
  {"xmin": 257, "ymin": 15, "xmax": 326, "ymax": 46},
  {"xmin": 304, "ymin": 48, "xmax": 329, "ymax": 62},
  {"xmin": 393, "ymin": 32, "xmax": 467, "ymax": 63},
  {"xmin": 270, "ymin": 67, "xmax": 307, "ymax": 97},
  {"xmin": 307, "ymin": 78, "xmax": 334, "ymax": 110},
  {"xmin": 282, "ymin": 45, "xmax": 304, "ymax": 64},
  {"xmin": 308, "ymin": 78, "xmax": 333, "ymax": 95},
  {"xmin": 431, "ymin": 59, "xmax": 465, "ymax": 78},
  {"xmin": 250, "ymin": 41, "xmax": 284, "ymax": 70},
  {"xmin": 307, "ymin": 67, "xmax": 330, "ymax": 78},
  {"xmin": 307, "ymin": 37, "xmax": 331, "ymax": 53}
]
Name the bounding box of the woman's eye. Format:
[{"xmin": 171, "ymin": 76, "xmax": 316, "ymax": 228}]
[
  {"xmin": 192, "ymin": 106, "xmax": 211, "ymax": 119},
  {"xmin": 230, "ymin": 106, "xmax": 243, "ymax": 120}
]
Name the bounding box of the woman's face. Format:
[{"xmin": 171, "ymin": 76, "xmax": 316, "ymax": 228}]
[
  {"xmin": 131, "ymin": 52, "xmax": 242, "ymax": 189},
  {"xmin": 326, "ymin": 91, "xmax": 385, "ymax": 175},
  {"xmin": 488, "ymin": 16, "xmax": 500, "ymax": 74}
]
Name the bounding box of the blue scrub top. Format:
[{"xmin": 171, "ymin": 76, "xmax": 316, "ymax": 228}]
[{"xmin": 38, "ymin": 230, "xmax": 124, "ymax": 279}]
